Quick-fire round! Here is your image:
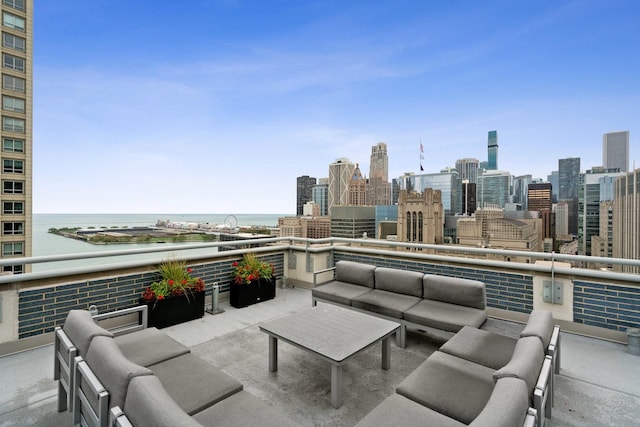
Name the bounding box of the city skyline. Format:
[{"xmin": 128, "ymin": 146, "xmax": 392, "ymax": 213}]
[{"xmin": 34, "ymin": 1, "xmax": 640, "ymax": 214}]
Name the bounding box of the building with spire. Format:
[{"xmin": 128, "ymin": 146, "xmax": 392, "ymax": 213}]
[
  {"xmin": 348, "ymin": 163, "xmax": 368, "ymax": 206},
  {"xmin": 1, "ymin": 0, "xmax": 32, "ymax": 274}
]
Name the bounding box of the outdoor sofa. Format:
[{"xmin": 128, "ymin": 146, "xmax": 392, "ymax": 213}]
[
  {"xmin": 312, "ymin": 260, "xmax": 488, "ymax": 347},
  {"xmin": 54, "ymin": 307, "xmax": 299, "ymax": 427}
]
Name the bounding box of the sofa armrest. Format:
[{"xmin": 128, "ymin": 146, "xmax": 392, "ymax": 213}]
[
  {"xmin": 93, "ymin": 305, "xmax": 148, "ymax": 336},
  {"xmin": 54, "ymin": 326, "xmax": 77, "ymax": 412},
  {"xmin": 523, "ymin": 408, "xmax": 537, "ymax": 427},
  {"xmin": 533, "ymin": 356, "xmax": 553, "ymax": 424},
  {"xmin": 548, "ymin": 325, "xmax": 561, "ymax": 374},
  {"xmin": 313, "ymin": 266, "xmax": 336, "ymax": 286},
  {"xmin": 73, "ymin": 356, "xmax": 110, "ymax": 427}
]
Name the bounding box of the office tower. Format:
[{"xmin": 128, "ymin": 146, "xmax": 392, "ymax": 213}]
[
  {"xmin": 487, "ymin": 130, "xmax": 498, "ymax": 170},
  {"xmin": 462, "ymin": 181, "xmax": 476, "ymax": 215},
  {"xmin": 512, "ymin": 175, "xmax": 533, "ymax": 210},
  {"xmin": 547, "ymin": 171, "xmax": 559, "ymax": 203},
  {"xmin": 348, "ymin": 163, "xmax": 368, "ymax": 205},
  {"xmin": 397, "ymin": 189, "xmax": 443, "ymax": 245},
  {"xmin": 558, "ymin": 157, "xmax": 580, "ymax": 235},
  {"xmin": 329, "ymin": 205, "xmax": 375, "ymax": 238},
  {"xmin": 399, "ymin": 170, "xmax": 461, "ymax": 215},
  {"xmin": 1, "ymin": 0, "xmax": 32, "ymax": 274},
  {"xmin": 477, "ymin": 170, "xmax": 510, "ymax": 209},
  {"xmin": 578, "ymin": 167, "xmax": 624, "ymax": 256},
  {"xmin": 328, "ymin": 158, "xmax": 355, "ymax": 212},
  {"xmin": 311, "ymin": 178, "xmax": 328, "ymax": 216},
  {"xmin": 296, "ymin": 175, "xmax": 316, "ymax": 216},
  {"xmin": 555, "ymin": 202, "xmax": 569, "ymax": 236},
  {"xmin": 455, "ymin": 158, "xmax": 480, "ymax": 183},
  {"xmin": 369, "ymin": 142, "xmax": 391, "ymax": 205},
  {"xmin": 528, "ymin": 183, "xmax": 554, "ymax": 241},
  {"xmin": 603, "ymin": 131, "xmax": 629, "ymax": 173},
  {"xmin": 391, "ymin": 178, "xmax": 401, "ymax": 205},
  {"xmin": 613, "ymin": 168, "xmax": 640, "ymax": 273}
]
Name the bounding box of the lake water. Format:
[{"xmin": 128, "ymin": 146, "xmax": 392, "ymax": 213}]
[{"xmin": 31, "ymin": 213, "xmax": 286, "ymax": 272}]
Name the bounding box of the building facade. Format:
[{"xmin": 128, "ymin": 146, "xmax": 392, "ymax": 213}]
[
  {"xmin": 477, "ymin": 169, "xmax": 510, "ymax": 209},
  {"xmin": 558, "ymin": 157, "xmax": 581, "ymax": 235},
  {"xmin": 369, "ymin": 142, "xmax": 391, "ymax": 206},
  {"xmin": 398, "ymin": 170, "xmax": 461, "ymax": 215},
  {"xmin": 311, "ymin": 178, "xmax": 328, "ymax": 216},
  {"xmin": 329, "ymin": 205, "xmax": 376, "ymax": 238},
  {"xmin": 328, "ymin": 158, "xmax": 355, "ymax": 212},
  {"xmin": 296, "ymin": 175, "xmax": 316, "ymax": 216},
  {"xmin": 348, "ymin": 163, "xmax": 369, "ymax": 206},
  {"xmin": 613, "ymin": 168, "xmax": 640, "ymax": 273},
  {"xmin": 455, "ymin": 158, "xmax": 479, "ymax": 183},
  {"xmin": 397, "ymin": 189, "xmax": 443, "ymax": 245},
  {"xmin": 487, "ymin": 130, "xmax": 498, "ymax": 170},
  {"xmin": 603, "ymin": 131, "xmax": 629, "ymax": 173},
  {"xmin": 1, "ymin": 0, "xmax": 31, "ymax": 274}
]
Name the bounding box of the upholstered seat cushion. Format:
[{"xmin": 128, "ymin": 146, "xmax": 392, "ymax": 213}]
[
  {"xmin": 520, "ymin": 310, "xmax": 554, "ymax": 349},
  {"xmin": 351, "ymin": 289, "xmax": 421, "ymax": 319},
  {"xmin": 85, "ymin": 336, "xmax": 153, "ymax": 411},
  {"xmin": 493, "ymin": 336, "xmax": 545, "ymax": 394},
  {"xmin": 124, "ymin": 375, "xmax": 202, "ymax": 427},
  {"xmin": 403, "ymin": 299, "xmax": 486, "ymax": 332},
  {"xmin": 311, "ymin": 282, "xmax": 373, "ymax": 306},
  {"xmin": 334, "ymin": 260, "xmax": 377, "ymax": 287},
  {"xmin": 193, "ymin": 390, "xmax": 302, "ymax": 427},
  {"xmin": 439, "ymin": 326, "xmax": 517, "ymax": 370},
  {"xmin": 423, "ymin": 274, "xmax": 487, "ymax": 310},
  {"xmin": 355, "ymin": 393, "xmax": 466, "ymax": 427},
  {"xmin": 149, "ymin": 353, "xmax": 243, "ymax": 415},
  {"xmin": 115, "ymin": 327, "xmax": 190, "ymax": 367},
  {"xmin": 469, "ymin": 378, "xmax": 530, "ymax": 427},
  {"xmin": 374, "ymin": 267, "xmax": 424, "ymax": 297},
  {"xmin": 397, "ymin": 351, "xmax": 495, "ymax": 425},
  {"xmin": 62, "ymin": 309, "xmax": 113, "ymax": 356}
]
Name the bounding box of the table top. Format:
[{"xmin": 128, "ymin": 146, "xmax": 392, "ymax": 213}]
[{"xmin": 259, "ymin": 304, "xmax": 399, "ymax": 363}]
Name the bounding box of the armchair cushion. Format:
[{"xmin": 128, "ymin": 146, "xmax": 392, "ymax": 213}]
[
  {"xmin": 374, "ymin": 267, "xmax": 424, "ymax": 297},
  {"xmin": 439, "ymin": 326, "xmax": 517, "ymax": 370},
  {"xmin": 520, "ymin": 310, "xmax": 554, "ymax": 349},
  {"xmin": 423, "ymin": 275, "xmax": 486, "ymax": 310},
  {"xmin": 335, "ymin": 260, "xmax": 377, "ymax": 288},
  {"xmin": 469, "ymin": 378, "xmax": 529, "ymax": 427},
  {"xmin": 62, "ymin": 310, "xmax": 113, "ymax": 356},
  {"xmin": 493, "ymin": 336, "xmax": 545, "ymax": 394}
]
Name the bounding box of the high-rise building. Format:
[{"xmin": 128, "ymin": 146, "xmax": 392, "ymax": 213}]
[
  {"xmin": 613, "ymin": 168, "xmax": 640, "ymax": 273},
  {"xmin": 558, "ymin": 157, "xmax": 580, "ymax": 235},
  {"xmin": 477, "ymin": 169, "xmax": 510, "ymax": 209},
  {"xmin": 603, "ymin": 131, "xmax": 629, "ymax": 173},
  {"xmin": 296, "ymin": 175, "xmax": 316, "ymax": 216},
  {"xmin": 555, "ymin": 201, "xmax": 569, "ymax": 237},
  {"xmin": 348, "ymin": 163, "xmax": 368, "ymax": 206},
  {"xmin": 487, "ymin": 130, "xmax": 498, "ymax": 170},
  {"xmin": 328, "ymin": 158, "xmax": 355, "ymax": 213},
  {"xmin": 329, "ymin": 205, "xmax": 375, "ymax": 238},
  {"xmin": 547, "ymin": 171, "xmax": 559, "ymax": 203},
  {"xmin": 461, "ymin": 181, "xmax": 476, "ymax": 215},
  {"xmin": 397, "ymin": 189, "xmax": 443, "ymax": 245},
  {"xmin": 397, "ymin": 170, "xmax": 461, "ymax": 215},
  {"xmin": 512, "ymin": 175, "xmax": 533, "ymax": 210},
  {"xmin": 311, "ymin": 178, "xmax": 328, "ymax": 216},
  {"xmin": 369, "ymin": 142, "xmax": 391, "ymax": 205},
  {"xmin": 455, "ymin": 158, "xmax": 480, "ymax": 183},
  {"xmin": 1, "ymin": 0, "xmax": 32, "ymax": 274},
  {"xmin": 528, "ymin": 183, "xmax": 554, "ymax": 242}
]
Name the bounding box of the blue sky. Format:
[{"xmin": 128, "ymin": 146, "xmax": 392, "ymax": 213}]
[{"xmin": 33, "ymin": 0, "xmax": 639, "ymax": 214}]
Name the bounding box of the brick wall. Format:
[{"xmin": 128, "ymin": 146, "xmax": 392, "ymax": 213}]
[{"xmin": 574, "ymin": 280, "xmax": 640, "ymax": 332}]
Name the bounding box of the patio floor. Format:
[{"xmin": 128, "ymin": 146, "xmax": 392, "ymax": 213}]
[{"xmin": 1, "ymin": 287, "xmax": 639, "ymax": 426}]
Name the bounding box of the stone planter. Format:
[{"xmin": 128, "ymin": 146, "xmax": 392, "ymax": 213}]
[
  {"xmin": 139, "ymin": 290, "xmax": 206, "ymax": 328},
  {"xmin": 230, "ymin": 279, "xmax": 275, "ymax": 308}
]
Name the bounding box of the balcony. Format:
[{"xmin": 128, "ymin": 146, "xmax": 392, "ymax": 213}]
[{"xmin": 1, "ymin": 238, "xmax": 639, "ymax": 425}]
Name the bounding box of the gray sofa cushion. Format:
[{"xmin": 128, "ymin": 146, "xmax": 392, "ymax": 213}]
[
  {"xmin": 115, "ymin": 327, "xmax": 190, "ymax": 367},
  {"xmin": 351, "ymin": 289, "xmax": 421, "ymax": 319},
  {"xmin": 149, "ymin": 353, "xmax": 243, "ymax": 415},
  {"xmin": 355, "ymin": 393, "xmax": 465, "ymax": 427},
  {"xmin": 440, "ymin": 326, "xmax": 517, "ymax": 370},
  {"xmin": 423, "ymin": 274, "xmax": 486, "ymax": 310},
  {"xmin": 493, "ymin": 336, "xmax": 545, "ymax": 394},
  {"xmin": 335, "ymin": 260, "xmax": 376, "ymax": 288},
  {"xmin": 62, "ymin": 309, "xmax": 113, "ymax": 356},
  {"xmin": 85, "ymin": 336, "xmax": 153, "ymax": 411},
  {"xmin": 397, "ymin": 351, "xmax": 495, "ymax": 425},
  {"xmin": 124, "ymin": 375, "xmax": 202, "ymax": 427},
  {"xmin": 469, "ymin": 378, "xmax": 529, "ymax": 427},
  {"xmin": 374, "ymin": 267, "xmax": 424, "ymax": 297},
  {"xmin": 311, "ymin": 282, "xmax": 373, "ymax": 306},
  {"xmin": 193, "ymin": 390, "xmax": 301, "ymax": 427},
  {"xmin": 520, "ymin": 310, "xmax": 554, "ymax": 349},
  {"xmin": 403, "ymin": 299, "xmax": 487, "ymax": 332}
]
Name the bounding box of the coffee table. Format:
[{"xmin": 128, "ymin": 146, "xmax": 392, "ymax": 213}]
[{"xmin": 259, "ymin": 304, "xmax": 400, "ymax": 408}]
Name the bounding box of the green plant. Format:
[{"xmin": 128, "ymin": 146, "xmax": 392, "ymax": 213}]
[
  {"xmin": 142, "ymin": 258, "xmax": 205, "ymax": 302},
  {"xmin": 232, "ymin": 253, "xmax": 274, "ymax": 284}
]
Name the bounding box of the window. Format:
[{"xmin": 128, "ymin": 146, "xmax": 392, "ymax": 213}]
[
  {"xmin": 2, "ymin": 32, "xmax": 25, "ymax": 52},
  {"xmin": 2, "ymin": 95, "xmax": 24, "ymax": 112},
  {"xmin": 3, "ymin": 53, "xmax": 24, "ymax": 72},
  {"xmin": 2, "ymin": 12, "xmax": 25, "ymax": 31},
  {"xmin": 2, "ymin": 180, "xmax": 23, "ymax": 193},
  {"xmin": 2, "ymin": 116, "xmax": 24, "ymax": 132},
  {"xmin": 3, "ymin": 0, "xmax": 25, "ymax": 11},
  {"xmin": 3, "ymin": 201, "xmax": 23, "ymax": 214},
  {"xmin": 3, "ymin": 221, "xmax": 23, "ymax": 235},
  {"xmin": 3, "ymin": 264, "xmax": 22, "ymax": 274},
  {"xmin": 2, "ymin": 137, "xmax": 23, "ymax": 152},
  {"xmin": 3, "ymin": 158, "xmax": 23, "ymax": 173},
  {"xmin": 2, "ymin": 74, "xmax": 24, "ymax": 92},
  {"xmin": 2, "ymin": 241, "xmax": 23, "ymax": 256}
]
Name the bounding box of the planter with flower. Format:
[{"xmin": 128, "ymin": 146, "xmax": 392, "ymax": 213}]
[
  {"xmin": 139, "ymin": 259, "xmax": 206, "ymax": 328},
  {"xmin": 230, "ymin": 253, "xmax": 275, "ymax": 308}
]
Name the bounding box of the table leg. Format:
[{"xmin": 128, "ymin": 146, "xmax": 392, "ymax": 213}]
[
  {"xmin": 382, "ymin": 336, "xmax": 391, "ymax": 370},
  {"xmin": 331, "ymin": 364, "xmax": 343, "ymax": 408},
  {"xmin": 269, "ymin": 336, "xmax": 278, "ymax": 372}
]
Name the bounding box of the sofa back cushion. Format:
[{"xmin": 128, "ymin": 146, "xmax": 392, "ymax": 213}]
[
  {"xmin": 124, "ymin": 375, "xmax": 202, "ymax": 427},
  {"xmin": 335, "ymin": 261, "xmax": 376, "ymax": 288},
  {"xmin": 62, "ymin": 309, "xmax": 113, "ymax": 356},
  {"xmin": 423, "ymin": 275, "xmax": 486, "ymax": 310},
  {"xmin": 492, "ymin": 336, "xmax": 544, "ymax": 394},
  {"xmin": 469, "ymin": 378, "xmax": 529, "ymax": 427},
  {"xmin": 520, "ymin": 310, "xmax": 554, "ymax": 349},
  {"xmin": 374, "ymin": 267, "xmax": 424, "ymax": 297},
  {"xmin": 85, "ymin": 336, "xmax": 153, "ymax": 411}
]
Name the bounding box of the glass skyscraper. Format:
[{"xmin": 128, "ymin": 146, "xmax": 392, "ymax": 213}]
[{"xmin": 487, "ymin": 130, "xmax": 498, "ymax": 170}]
